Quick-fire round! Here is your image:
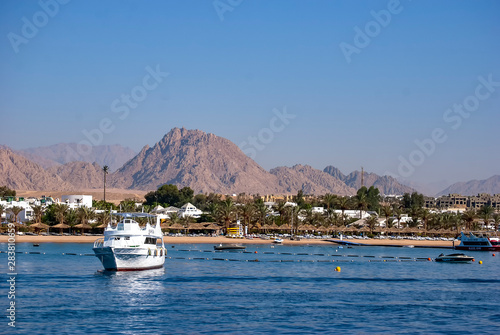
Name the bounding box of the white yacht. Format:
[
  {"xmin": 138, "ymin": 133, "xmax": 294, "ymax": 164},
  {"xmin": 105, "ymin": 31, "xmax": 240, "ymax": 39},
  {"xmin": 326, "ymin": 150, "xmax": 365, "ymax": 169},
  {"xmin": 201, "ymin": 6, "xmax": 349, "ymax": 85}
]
[{"xmin": 93, "ymin": 213, "xmax": 166, "ymax": 271}]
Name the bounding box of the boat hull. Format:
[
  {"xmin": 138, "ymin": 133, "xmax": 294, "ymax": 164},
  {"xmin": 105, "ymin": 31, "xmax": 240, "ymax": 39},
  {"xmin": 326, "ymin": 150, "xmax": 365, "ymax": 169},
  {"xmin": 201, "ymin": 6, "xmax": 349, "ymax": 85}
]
[
  {"xmin": 455, "ymin": 246, "xmax": 500, "ymax": 251},
  {"xmin": 93, "ymin": 247, "xmax": 165, "ymax": 271}
]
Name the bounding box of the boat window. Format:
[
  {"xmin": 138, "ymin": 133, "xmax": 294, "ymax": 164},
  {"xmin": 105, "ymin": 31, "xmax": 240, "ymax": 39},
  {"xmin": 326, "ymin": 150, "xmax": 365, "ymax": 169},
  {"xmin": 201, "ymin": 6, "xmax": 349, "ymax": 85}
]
[
  {"xmin": 145, "ymin": 237, "xmax": 156, "ymax": 244},
  {"xmin": 124, "ymin": 237, "xmax": 130, "ymax": 240},
  {"xmin": 117, "ymin": 223, "xmax": 124, "ymax": 231}
]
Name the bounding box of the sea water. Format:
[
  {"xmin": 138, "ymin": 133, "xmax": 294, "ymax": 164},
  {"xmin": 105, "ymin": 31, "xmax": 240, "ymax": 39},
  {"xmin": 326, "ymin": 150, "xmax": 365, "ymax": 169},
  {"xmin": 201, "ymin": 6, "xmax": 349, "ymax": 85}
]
[{"xmin": 1, "ymin": 242, "xmax": 499, "ymax": 334}]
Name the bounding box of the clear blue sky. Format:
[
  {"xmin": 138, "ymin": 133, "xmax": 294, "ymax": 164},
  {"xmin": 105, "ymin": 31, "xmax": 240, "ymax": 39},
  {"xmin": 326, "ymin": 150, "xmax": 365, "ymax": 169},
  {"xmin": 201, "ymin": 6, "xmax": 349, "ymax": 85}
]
[{"xmin": 1, "ymin": 0, "xmax": 499, "ymax": 185}]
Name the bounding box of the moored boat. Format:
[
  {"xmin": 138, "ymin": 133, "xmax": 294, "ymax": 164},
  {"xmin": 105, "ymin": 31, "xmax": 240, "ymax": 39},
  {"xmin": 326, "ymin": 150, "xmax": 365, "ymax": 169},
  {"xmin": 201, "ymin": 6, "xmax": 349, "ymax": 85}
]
[
  {"xmin": 272, "ymin": 238, "xmax": 283, "ymax": 244},
  {"xmin": 93, "ymin": 213, "xmax": 165, "ymax": 271},
  {"xmin": 214, "ymin": 244, "xmax": 246, "ymax": 250},
  {"xmin": 455, "ymin": 232, "xmax": 500, "ymax": 251},
  {"xmin": 435, "ymin": 253, "xmax": 474, "ymax": 262}
]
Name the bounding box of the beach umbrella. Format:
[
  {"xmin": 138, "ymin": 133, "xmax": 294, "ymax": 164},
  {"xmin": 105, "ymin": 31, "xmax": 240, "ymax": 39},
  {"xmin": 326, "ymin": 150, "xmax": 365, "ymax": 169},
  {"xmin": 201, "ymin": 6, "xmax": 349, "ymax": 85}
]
[
  {"xmin": 74, "ymin": 223, "xmax": 92, "ymax": 234},
  {"xmin": 29, "ymin": 222, "xmax": 49, "ymax": 234},
  {"xmin": 53, "ymin": 223, "xmax": 70, "ymax": 235},
  {"xmin": 168, "ymin": 223, "xmax": 185, "ymax": 231}
]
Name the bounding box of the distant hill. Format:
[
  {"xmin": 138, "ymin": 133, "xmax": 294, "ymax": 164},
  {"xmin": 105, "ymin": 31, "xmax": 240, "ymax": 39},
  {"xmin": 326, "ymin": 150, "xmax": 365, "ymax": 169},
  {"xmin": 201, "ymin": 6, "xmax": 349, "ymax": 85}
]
[
  {"xmin": 0, "ymin": 146, "xmax": 74, "ymax": 191},
  {"xmin": 323, "ymin": 166, "xmax": 415, "ymax": 195},
  {"xmin": 47, "ymin": 162, "xmax": 104, "ymax": 189},
  {"xmin": 437, "ymin": 175, "xmax": 500, "ymax": 196},
  {"xmin": 270, "ymin": 165, "xmax": 355, "ymax": 196},
  {"xmin": 110, "ymin": 127, "xmax": 283, "ymax": 194},
  {"xmin": 17, "ymin": 143, "xmax": 136, "ymax": 172}
]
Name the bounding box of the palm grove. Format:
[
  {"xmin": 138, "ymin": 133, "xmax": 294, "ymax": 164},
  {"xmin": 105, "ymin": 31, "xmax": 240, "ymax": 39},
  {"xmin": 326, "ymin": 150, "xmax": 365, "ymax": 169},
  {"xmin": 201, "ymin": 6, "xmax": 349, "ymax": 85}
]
[{"xmin": 3, "ymin": 184, "xmax": 498, "ymax": 235}]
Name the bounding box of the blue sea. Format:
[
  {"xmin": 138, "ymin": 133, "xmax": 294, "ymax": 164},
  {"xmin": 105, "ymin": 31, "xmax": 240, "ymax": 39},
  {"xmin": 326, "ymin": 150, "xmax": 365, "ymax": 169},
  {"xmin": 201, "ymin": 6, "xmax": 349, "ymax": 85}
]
[{"xmin": 1, "ymin": 242, "xmax": 499, "ymax": 334}]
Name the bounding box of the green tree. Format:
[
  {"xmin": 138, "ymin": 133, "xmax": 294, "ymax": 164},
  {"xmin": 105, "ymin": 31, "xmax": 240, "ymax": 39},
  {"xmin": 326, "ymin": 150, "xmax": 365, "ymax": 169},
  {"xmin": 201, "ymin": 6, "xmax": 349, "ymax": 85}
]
[
  {"xmin": 365, "ymin": 215, "xmax": 378, "ymax": 233},
  {"xmin": 479, "ymin": 205, "xmax": 494, "ymax": 230},
  {"xmin": 402, "ymin": 192, "xmax": 425, "ymax": 210},
  {"xmin": 356, "ymin": 192, "xmax": 368, "ymax": 219},
  {"xmin": 32, "ymin": 205, "xmax": 45, "ymax": 223},
  {"xmin": 144, "ymin": 184, "xmax": 194, "ymax": 207},
  {"xmin": 0, "ymin": 186, "xmax": 16, "ymax": 198},
  {"xmin": 54, "ymin": 204, "xmax": 69, "ymax": 226},
  {"xmin": 238, "ymin": 203, "xmax": 255, "ymax": 233},
  {"xmin": 0, "ymin": 204, "xmax": 5, "ymax": 223},
  {"xmin": 120, "ymin": 199, "xmax": 137, "ymax": 212},
  {"xmin": 294, "ymin": 190, "xmax": 306, "ymax": 208},
  {"xmin": 8, "ymin": 206, "xmax": 23, "ymax": 223},
  {"xmin": 461, "ymin": 209, "xmax": 476, "ymax": 231},
  {"xmin": 336, "ymin": 197, "xmax": 350, "ymax": 226},
  {"xmin": 492, "ymin": 213, "xmax": 500, "ymax": 232},
  {"xmin": 219, "ymin": 198, "xmax": 235, "ymax": 230},
  {"xmin": 322, "ymin": 194, "xmax": 337, "ymax": 210},
  {"xmin": 381, "ymin": 205, "xmax": 393, "ymax": 229}
]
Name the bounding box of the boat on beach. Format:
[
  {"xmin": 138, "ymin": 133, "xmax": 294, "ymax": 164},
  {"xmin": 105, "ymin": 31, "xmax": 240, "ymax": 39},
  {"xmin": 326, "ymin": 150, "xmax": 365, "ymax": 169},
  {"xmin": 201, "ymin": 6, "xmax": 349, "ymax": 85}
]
[
  {"xmin": 272, "ymin": 238, "xmax": 283, "ymax": 244},
  {"xmin": 214, "ymin": 244, "xmax": 246, "ymax": 250},
  {"xmin": 93, "ymin": 213, "xmax": 165, "ymax": 271},
  {"xmin": 435, "ymin": 253, "xmax": 474, "ymax": 262},
  {"xmin": 455, "ymin": 232, "xmax": 500, "ymax": 251}
]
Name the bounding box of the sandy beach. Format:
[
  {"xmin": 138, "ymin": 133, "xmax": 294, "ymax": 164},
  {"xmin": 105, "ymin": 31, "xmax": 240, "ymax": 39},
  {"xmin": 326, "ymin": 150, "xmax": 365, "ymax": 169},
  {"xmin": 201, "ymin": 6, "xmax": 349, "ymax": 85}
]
[{"xmin": 0, "ymin": 235, "xmax": 455, "ymax": 248}]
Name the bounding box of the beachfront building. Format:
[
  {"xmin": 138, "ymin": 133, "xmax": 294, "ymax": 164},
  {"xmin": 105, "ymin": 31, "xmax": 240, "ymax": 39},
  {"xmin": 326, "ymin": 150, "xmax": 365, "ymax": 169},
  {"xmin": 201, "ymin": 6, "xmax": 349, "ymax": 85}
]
[
  {"xmin": 178, "ymin": 203, "xmax": 202, "ymax": 218},
  {"xmin": 61, "ymin": 195, "xmax": 93, "ymax": 209},
  {"xmin": 0, "ymin": 198, "xmax": 34, "ymax": 223}
]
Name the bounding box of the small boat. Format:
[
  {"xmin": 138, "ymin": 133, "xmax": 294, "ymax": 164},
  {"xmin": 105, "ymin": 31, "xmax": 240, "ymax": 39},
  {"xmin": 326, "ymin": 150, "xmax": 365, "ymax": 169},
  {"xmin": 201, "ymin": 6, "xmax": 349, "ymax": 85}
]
[
  {"xmin": 272, "ymin": 238, "xmax": 283, "ymax": 244},
  {"xmin": 33, "ymin": 243, "xmax": 40, "ymax": 247},
  {"xmin": 455, "ymin": 232, "xmax": 500, "ymax": 251},
  {"xmin": 435, "ymin": 253, "xmax": 474, "ymax": 263},
  {"xmin": 93, "ymin": 213, "xmax": 165, "ymax": 271},
  {"xmin": 214, "ymin": 244, "xmax": 246, "ymax": 250}
]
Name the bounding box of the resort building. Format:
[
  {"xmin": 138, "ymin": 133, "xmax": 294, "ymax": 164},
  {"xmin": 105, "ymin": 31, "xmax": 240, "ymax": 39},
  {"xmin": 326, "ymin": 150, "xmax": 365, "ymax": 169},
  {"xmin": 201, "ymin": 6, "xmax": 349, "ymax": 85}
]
[
  {"xmin": 178, "ymin": 203, "xmax": 202, "ymax": 218},
  {"xmin": 61, "ymin": 195, "xmax": 93, "ymax": 209}
]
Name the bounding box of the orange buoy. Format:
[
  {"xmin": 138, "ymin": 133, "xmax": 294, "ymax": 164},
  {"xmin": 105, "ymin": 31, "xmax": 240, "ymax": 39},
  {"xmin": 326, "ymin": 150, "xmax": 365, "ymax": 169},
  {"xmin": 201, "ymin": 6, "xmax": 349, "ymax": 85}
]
[
  {"xmin": 254, "ymin": 251, "xmax": 258, "ymax": 254},
  {"xmin": 472, "ymin": 259, "xmax": 475, "ymax": 262},
  {"xmin": 427, "ymin": 258, "xmax": 431, "ymax": 261},
  {"xmin": 492, "ymin": 254, "xmax": 496, "ymax": 257}
]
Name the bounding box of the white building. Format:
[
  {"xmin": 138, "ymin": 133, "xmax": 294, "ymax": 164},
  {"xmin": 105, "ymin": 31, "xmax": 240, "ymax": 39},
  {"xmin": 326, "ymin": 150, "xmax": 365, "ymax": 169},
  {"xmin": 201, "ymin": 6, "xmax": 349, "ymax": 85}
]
[
  {"xmin": 61, "ymin": 195, "xmax": 92, "ymax": 209},
  {"xmin": 178, "ymin": 203, "xmax": 202, "ymax": 218}
]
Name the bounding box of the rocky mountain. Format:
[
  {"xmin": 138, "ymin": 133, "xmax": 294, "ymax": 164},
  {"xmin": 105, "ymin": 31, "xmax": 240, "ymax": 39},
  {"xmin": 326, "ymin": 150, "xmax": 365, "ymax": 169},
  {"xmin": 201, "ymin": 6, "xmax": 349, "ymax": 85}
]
[
  {"xmin": 437, "ymin": 175, "xmax": 500, "ymax": 196},
  {"xmin": 47, "ymin": 162, "xmax": 104, "ymax": 189},
  {"xmin": 17, "ymin": 143, "xmax": 136, "ymax": 172},
  {"xmin": 270, "ymin": 165, "xmax": 356, "ymax": 196},
  {"xmin": 0, "ymin": 146, "xmax": 74, "ymax": 191},
  {"xmin": 110, "ymin": 128, "xmax": 283, "ymax": 194},
  {"xmin": 323, "ymin": 165, "xmax": 415, "ymax": 195}
]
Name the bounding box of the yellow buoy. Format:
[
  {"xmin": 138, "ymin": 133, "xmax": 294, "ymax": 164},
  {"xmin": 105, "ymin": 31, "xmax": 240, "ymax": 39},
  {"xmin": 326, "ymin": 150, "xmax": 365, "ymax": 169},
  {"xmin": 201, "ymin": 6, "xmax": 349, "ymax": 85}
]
[
  {"xmin": 335, "ymin": 266, "xmax": 341, "ymax": 272},
  {"xmin": 479, "ymin": 261, "xmax": 483, "ymax": 264}
]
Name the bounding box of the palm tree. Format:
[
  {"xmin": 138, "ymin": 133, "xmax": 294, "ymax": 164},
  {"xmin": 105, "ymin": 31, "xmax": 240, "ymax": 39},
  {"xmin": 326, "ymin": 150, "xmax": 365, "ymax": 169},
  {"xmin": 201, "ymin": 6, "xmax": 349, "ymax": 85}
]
[
  {"xmin": 323, "ymin": 194, "xmax": 337, "ymax": 210},
  {"xmin": 77, "ymin": 206, "xmax": 95, "ymax": 226},
  {"xmin": 253, "ymin": 200, "xmax": 269, "ymax": 228},
  {"xmin": 492, "ymin": 213, "xmax": 500, "ymax": 233},
  {"xmin": 9, "ymin": 206, "xmax": 23, "ymax": 224},
  {"xmin": 336, "ymin": 197, "xmax": 350, "ymax": 226},
  {"xmin": 356, "ymin": 192, "xmax": 368, "ymax": 219},
  {"xmin": 420, "ymin": 208, "xmax": 431, "ymax": 232},
  {"xmin": 54, "ymin": 204, "xmax": 69, "ymax": 226},
  {"xmin": 219, "ymin": 198, "xmax": 235, "ymax": 230},
  {"xmin": 32, "ymin": 205, "xmax": 45, "ymax": 223},
  {"xmin": 168, "ymin": 212, "xmax": 180, "ymax": 225},
  {"xmin": 238, "ymin": 203, "xmax": 254, "ymax": 234},
  {"xmin": 365, "ymin": 215, "xmax": 378, "ymax": 234},
  {"xmin": 273, "ymin": 201, "xmax": 287, "ymax": 224},
  {"xmin": 461, "ymin": 209, "xmax": 476, "ymax": 231},
  {"xmin": 207, "ymin": 202, "xmax": 220, "ymax": 223},
  {"xmin": 479, "ymin": 205, "xmax": 494, "ymax": 230},
  {"xmin": 102, "ymin": 165, "xmax": 109, "ymax": 203},
  {"xmin": 0, "ymin": 204, "xmax": 5, "ymax": 224},
  {"xmin": 381, "ymin": 205, "xmax": 392, "ymax": 229},
  {"xmin": 393, "ymin": 209, "xmax": 403, "ymax": 229}
]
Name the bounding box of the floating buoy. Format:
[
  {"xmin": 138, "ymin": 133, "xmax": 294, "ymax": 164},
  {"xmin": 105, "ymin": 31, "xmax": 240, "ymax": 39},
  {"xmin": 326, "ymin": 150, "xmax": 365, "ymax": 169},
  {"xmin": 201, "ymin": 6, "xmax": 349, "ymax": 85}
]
[
  {"xmin": 479, "ymin": 261, "xmax": 483, "ymax": 264},
  {"xmin": 335, "ymin": 266, "xmax": 341, "ymax": 272},
  {"xmin": 493, "ymin": 254, "xmax": 496, "ymax": 257},
  {"xmin": 472, "ymin": 259, "xmax": 475, "ymax": 262},
  {"xmin": 254, "ymin": 251, "xmax": 258, "ymax": 254},
  {"xmin": 427, "ymin": 258, "xmax": 431, "ymax": 261}
]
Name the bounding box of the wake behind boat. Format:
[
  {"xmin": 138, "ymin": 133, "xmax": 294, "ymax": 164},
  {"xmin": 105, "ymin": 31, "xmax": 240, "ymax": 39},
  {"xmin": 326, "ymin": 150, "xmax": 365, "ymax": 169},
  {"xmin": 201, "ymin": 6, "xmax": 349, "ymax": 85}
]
[{"xmin": 93, "ymin": 213, "xmax": 166, "ymax": 271}]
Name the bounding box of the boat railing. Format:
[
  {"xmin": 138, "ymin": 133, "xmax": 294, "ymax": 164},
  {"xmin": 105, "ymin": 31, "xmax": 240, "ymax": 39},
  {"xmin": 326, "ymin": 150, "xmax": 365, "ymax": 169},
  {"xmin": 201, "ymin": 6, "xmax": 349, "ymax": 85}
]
[{"xmin": 94, "ymin": 238, "xmax": 104, "ymax": 248}]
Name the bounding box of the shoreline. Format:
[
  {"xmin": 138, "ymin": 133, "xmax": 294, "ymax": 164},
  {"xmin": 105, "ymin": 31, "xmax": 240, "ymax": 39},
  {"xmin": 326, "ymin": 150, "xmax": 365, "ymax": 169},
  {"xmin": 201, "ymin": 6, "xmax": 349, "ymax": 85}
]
[{"xmin": 0, "ymin": 235, "xmax": 455, "ymax": 248}]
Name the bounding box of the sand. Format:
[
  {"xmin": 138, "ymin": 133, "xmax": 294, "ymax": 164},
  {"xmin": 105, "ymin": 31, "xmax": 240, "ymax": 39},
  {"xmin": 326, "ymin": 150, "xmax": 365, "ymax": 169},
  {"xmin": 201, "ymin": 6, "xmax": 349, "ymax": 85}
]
[{"xmin": 0, "ymin": 235, "xmax": 455, "ymax": 248}]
